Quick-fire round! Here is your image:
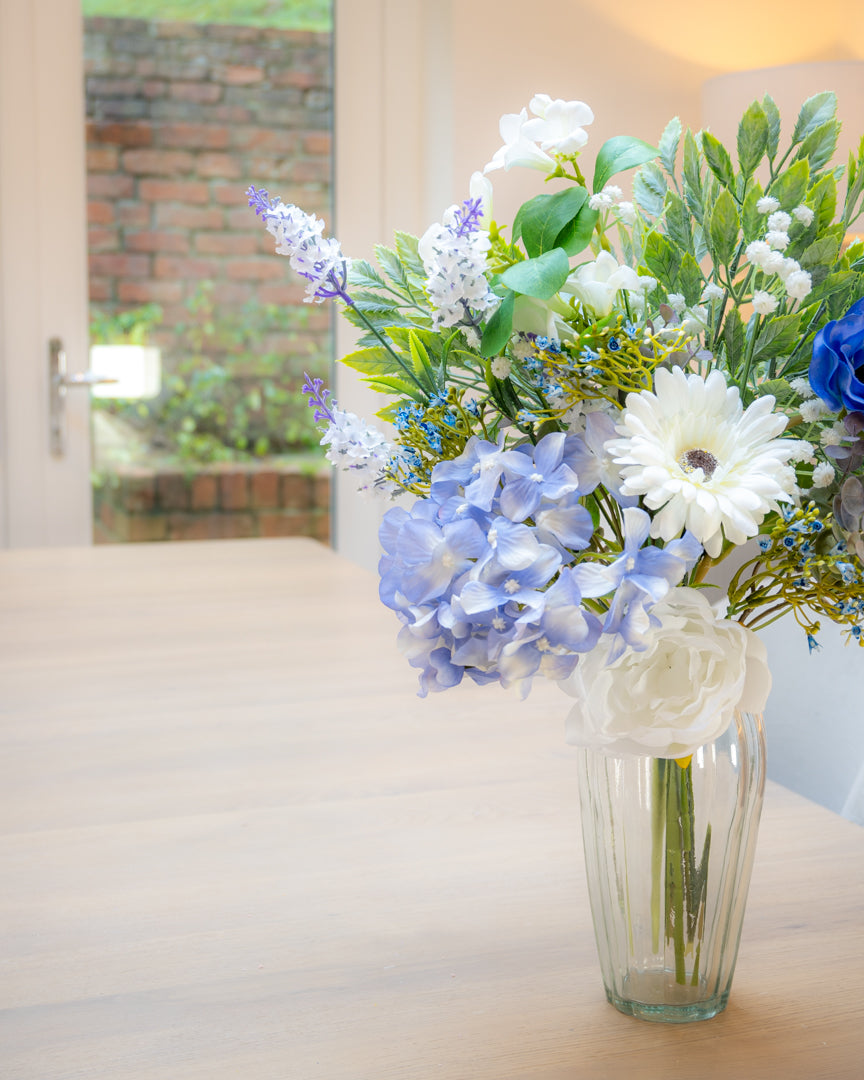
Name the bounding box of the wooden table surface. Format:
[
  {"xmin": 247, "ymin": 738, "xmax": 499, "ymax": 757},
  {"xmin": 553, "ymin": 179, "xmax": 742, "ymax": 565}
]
[{"xmin": 1, "ymin": 538, "xmax": 862, "ymax": 1080}]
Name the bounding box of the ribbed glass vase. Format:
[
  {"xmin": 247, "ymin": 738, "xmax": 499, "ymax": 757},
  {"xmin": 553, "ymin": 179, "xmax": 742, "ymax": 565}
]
[{"xmin": 576, "ymin": 710, "xmax": 766, "ymax": 1023}]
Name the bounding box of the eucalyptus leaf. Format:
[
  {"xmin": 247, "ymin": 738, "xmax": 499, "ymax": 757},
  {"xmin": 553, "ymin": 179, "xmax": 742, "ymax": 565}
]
[
  {"xmin": 809, "ymin": 172, "xmax": 838, "ymax": 231},
  {"xmin": 556, "ymin": 203, "xmax": 599, "ymax": 256},
  {"xmin": 741, "ymin": 181, "xmax": 765, "ymax": 241},
  {"xmin": 592, "ymin": 135, "xmax": 659, "ymax": 193},
  {"xmin": 643, "ymin": 231, "xmax": 680, "ymax": 286}
]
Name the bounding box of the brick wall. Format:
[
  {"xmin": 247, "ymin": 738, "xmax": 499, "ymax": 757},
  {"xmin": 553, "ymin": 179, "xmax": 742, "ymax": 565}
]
[
  {"xmin": 94, "ymin": 462, "xmax": 330, "ymax": 544},
  {"xmin": 84, "ymin": 17, "xmax": 333, "ymax": 368}
]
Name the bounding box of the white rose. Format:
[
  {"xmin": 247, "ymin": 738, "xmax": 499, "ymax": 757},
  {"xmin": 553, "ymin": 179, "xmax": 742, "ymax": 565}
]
[{"xmin": 563, "ymin": 587, "xmax": 771, "ymax": 758}]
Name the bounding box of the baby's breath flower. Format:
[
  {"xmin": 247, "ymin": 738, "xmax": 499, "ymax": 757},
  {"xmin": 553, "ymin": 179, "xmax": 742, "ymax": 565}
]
[
  {"xmin": 767, "ymin": 210, "xmax": 792, "ymax": 232},
  {"xmin": 745, "ymin": 240, "xmax": 771, "ymax": 267},
  {"xmin": 800, "ymin": 397, "xmax": 832, "ymax": 423},
  {"xmin": 589, "ymin": 192, "xmax": 614, "ymax": 211},
  {"xmin": 790, "ymin": 376, "xmax": 815, "ymax": 398},
  {"xmin": 777, "ymin": 257, "xmax": 801, "ymax": 281},
  {"xmin": 491, "ymin": 355, "xmax": 512, "ymax": 379},
  {"xmin": 701, "ymin": 282, "xmax": 724, "ymax": 302},
  {"xmin": 766, "ymin": 230, "xmax": 790, "ymax": 251},
  {"xmin": 820, "ymin": 422, "xmax": 848, "ymax": 445},
  {"xmin": 784, "ymin": 269, "xmax": 812, "ymax": 301},
  {"xmin": 787, "ymin": 439, "xmax": 816, "ymax": 463},
  {"xmin": 761, "ymin": 251, "xmax": 787, "ymax": 275},
  {"xmin": 511, "ymin": 338, "xmax": 534, "ymax": 361},
  {"xmin": 812, "ymin": 461, "xmax": 836, "ymax": 487},
  {"xmin": 792, "ymin": 204, "xmax": 815, "ymax": 226},
  {"xmin": 666, "ymin": 292, "xmax": 687, "ymax": 313},
  {"xmin": 602, "ymin": 184, "xmax": 623, "ymax": 202},
  {"xmin": 757, "ymin": 196, "xmax": 781, "ymax": 214},
  {"xmin": 752, "ymin": 290, "xmax": 779, "ymax": 315},
  {"xmin": 616, "ymin": 200, "xmax": 636, "ymax": 225}
]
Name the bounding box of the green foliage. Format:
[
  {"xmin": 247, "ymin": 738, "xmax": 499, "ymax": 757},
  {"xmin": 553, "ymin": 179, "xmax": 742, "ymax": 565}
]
[
  {"xmin": 81, "ymin": 0, "xmax": 331, "ymax": 31},
  {"xmin": 90, "ymin": 303, "xmax": 162, "ymax": 345},
  {"xmin": 592, "ymin": 135, "xmax": 659, "ymax": 193},
  {"xmin": 91, "ymin": 285, "xmax": 326, "ymax": 463}
]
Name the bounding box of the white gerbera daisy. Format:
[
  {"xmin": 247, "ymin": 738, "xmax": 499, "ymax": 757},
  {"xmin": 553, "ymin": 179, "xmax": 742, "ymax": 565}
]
[{"xmin": 608, "ymin": 367, "xmax": 793, "ymax": 557}]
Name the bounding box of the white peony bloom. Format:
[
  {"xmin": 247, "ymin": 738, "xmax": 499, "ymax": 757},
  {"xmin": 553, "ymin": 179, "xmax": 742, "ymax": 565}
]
[
  {"xmin": 484, "ymin": 108, "xmax": 556, "ymax": 174},
  {"xmin": 569, "ymin": 251, "xmax": 653, "ymax": 317},
  {"xmin": 608, "ymin": 367, "xmax": 793, "ymax": 557},
  {"xmin": 752, "ymin": 289, "xmax": 779, "ymax": 315},
  {"xmin": 563, "ymin": 587, "xmax": 772, "ymax": 758},
  {"xmin": 522, "ymin": 93, "xmax": 595, "ymax": 155}
]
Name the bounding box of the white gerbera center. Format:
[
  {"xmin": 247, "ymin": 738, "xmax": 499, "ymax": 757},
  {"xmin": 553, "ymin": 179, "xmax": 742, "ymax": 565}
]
[{"xmin": 607, "ymin": 367, "xmax": 794, "ymax": 558}]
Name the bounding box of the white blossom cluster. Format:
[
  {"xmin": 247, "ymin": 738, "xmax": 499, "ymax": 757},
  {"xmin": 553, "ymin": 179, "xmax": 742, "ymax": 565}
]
[
  {"xmin": 263, "ymin": 201, "xmax": 349, "ymax": 305},
  {"xmin": 744, "ymin": 197, "xmax": 814, "ymax": 305},
  {"xmin": 320, "ymin": 407, "xmax": 395, "ymax": 497},
  {"xmin": 588, "ymin": 183, "xmax": 636, "ymax": 225},
  {"xmin": 418, "ymin": 204, "xmax": 500, "ymax": 330}
]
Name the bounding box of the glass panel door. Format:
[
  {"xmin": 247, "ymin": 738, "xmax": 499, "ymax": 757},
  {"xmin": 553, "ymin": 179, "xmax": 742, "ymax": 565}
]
[{"xmin": 81, "ymin": 1, "xmax": 333, "ymax": 543}]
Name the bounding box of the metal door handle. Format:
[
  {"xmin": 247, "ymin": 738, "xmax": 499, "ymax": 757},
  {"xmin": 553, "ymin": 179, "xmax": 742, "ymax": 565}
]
[{"xmin": 49, "ymin": 337, "xmax": 117, "ymax": 457}]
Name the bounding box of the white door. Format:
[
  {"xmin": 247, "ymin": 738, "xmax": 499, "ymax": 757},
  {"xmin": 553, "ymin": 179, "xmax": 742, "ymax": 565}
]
[{"xmin": 0, "ymin": 0, "xmax": 93, "ymax": 547}]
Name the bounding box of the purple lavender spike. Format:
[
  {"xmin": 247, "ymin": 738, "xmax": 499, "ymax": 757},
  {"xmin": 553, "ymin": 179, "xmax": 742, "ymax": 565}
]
[
  {"xmin": 302, "ymin": 371, "xmax": 336, "ymax": 424},
  {"xmin": 246, "ymin": 185, "xmax": 278, "ymax": 218},
  {"xmin": 452, "ymin": 197, "xmax": 484, "ymax": 238}
]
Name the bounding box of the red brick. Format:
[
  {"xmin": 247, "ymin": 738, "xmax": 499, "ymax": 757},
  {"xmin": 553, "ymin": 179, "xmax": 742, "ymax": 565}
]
[
  {"xmin": 88, "ymin": 277, "xmax": 112, "ymax": 302},
  {"xmin": 118, "ymin": 280, "xmax": 185, "ymax": 304},
  {"xmin": 219, "ymin": 513, "xmax": 256, "ymax": 539},
  {"xmin": 88, "ymin": 227, "xmax": 119, "ymax": 252},
  {"xmin": 156, "ymin": 472, "xmax": 189, "ymax": 511},
  {"xmin": 170, "ymin": 82, "xmax": 223, "ymax": 104},
  {"xmin": 281, "ymin": 473, "xmax": 314, "ymax": 510},
  {"xmin": 119, "ymin": 471, "xmax": 156, "ymax": 512},
  {"xmin": 290, "ymin": 159, "xmax": 330, "ymax": 184},
  {"xmin": 155, "ymin": 204, "xmax": 224, "ymax": 230},
  {"xmin": 220, "ymin": 472, "xmax": 248, "ymax": 510},
  {"xmin": 88, "ymin": 200, "xmax": 115, "ymax": 225},
  {"xmin": 122, "ymin": 149, "xmax": 195, "ymax": 175},
  {"xmin": 256, "ymin": 283, "xmax": 307, "ymax": 306},
  {"xmin": 153, "ymin": 255, "xmax": 220, "ymax": 280},
  {"xmin": 125, "ymin": 231, "xmax": 190, "ymax": 254},
  {"xmin": 87, "ymin": 77, "xmax": 140, "ymax": 96},
  {"xmin": 139, "ymin": 179, "xmax": 210, "ymax": 203},
  {"xmin": 190, "ymin": 473, "xmax": 218, "ymax": 510},
  {"xmin": 229, "ymin": 128, "xmax": 298, "ymax": 153},
  {"xmin": 88, "ymin": 173, "xmax": 135, "ymax": 199},
  {"xmin": 194, "ymin": 232, "xmax": 258, "ymax": 256},
  {"xmin": 90, "ymin": 253, "xmax": 150, "ymax": 278},
  {"xmin": 259, "ymin": 512, "xmax": 309, "ymax": 537},
  {"xmin": 303, "ymin": 132, "xmax": 331, "ymax": 155},
  {"xmin": 127, "ymin": 516, "xmax": 168, "ymax": 542},
  {"xmin": 212, "ymin": 184, "xmax": 249, "ymax": 207},
  {"xmin": 116, "ymin": 202, "xmax": 151, "ymax": 227},
  {"xmin": 272, "ymin": 70, "xmax": 319, "ymax": 91},
  {"xmin": 225, "ymin": 259, "xmax": 286, "ymax": 282},
  {"xmin": 195, "ymin": 152, "xmax": 241, "ymax": 180},
  {"xmin": 141, "ymin": 79, "xmax": 168, "ymax": 98},
  {"xmin": 209, "ymin": 105, "xmax": 252, "ymax": 124},
  {"xmin": 87, "ymin": 146, "xmax": 120, "ymax": 171},
  {"xmin": 222, "ymin": 65, "xmax": 264, "ymax": 85},
  {"xmin": 166, "ymin": 514, "xmax": 221, "ymax": 541},
  {"xmin": 210, "ymin": 282, "xmax": 254, "ymax": 305},
  {"xmin": 158, "ymin": 123, "xmax": 230, "ymax": 150},
  {"xmin": 88, "ymin": 121, "xmax": 154, "ymax": 147},
  {"xmin": 155, "ymin": 21, "xmax": 199, "ymax": 38},
  {"xmin": 250, "ymin": 470, "xmax": 280, "ymax": 509},
  {"xmin": 313, "ymin": 474, "xmax": 331, "ymax": 510}
]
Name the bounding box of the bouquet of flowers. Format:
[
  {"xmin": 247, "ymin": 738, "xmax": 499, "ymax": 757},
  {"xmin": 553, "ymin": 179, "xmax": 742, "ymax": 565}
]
[{"xmin": 248, "ymin": 90, "xmax": 864, "ymax": 761}]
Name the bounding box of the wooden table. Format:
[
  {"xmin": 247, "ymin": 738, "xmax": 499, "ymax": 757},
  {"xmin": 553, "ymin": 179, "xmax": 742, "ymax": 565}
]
[{"xmin": 1, "ymin": 538, "xmax": 862, "ymax": 1080}]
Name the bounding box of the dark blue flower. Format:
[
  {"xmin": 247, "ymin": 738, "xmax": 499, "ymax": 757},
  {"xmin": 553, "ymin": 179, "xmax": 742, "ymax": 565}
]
[{"xmin": 809, "ymin": 297, "xmax": 864, "ymax": 413}]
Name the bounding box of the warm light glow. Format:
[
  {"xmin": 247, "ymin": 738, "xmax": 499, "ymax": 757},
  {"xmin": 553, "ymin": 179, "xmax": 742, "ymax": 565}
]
[{"xmin": 90, "ymin": 344, "xmax": 161, "ymax": 399}]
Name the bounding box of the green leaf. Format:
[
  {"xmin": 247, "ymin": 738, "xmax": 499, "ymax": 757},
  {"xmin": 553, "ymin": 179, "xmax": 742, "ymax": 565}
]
[
  {"xmin": 340, "ymin": 344, "xmax": 400, "ymax": 378},
  {"xmin": 349, "ymin": 259, "xmax": 386, "ymax": 290},
  {"xmin": 374, "ymin": 244, "xmax": 408, "ymax": 289},
  {"xmin": 737, "ymin": 101, "xmax": 769, "ymax": 178},
  {"xmin": 663, "ymin": 191, "xmax": 693, "ymax": 254},
  {"xmin": 394, "ymin": 231, "xmax": 425, "ymax": 278},
  {"xmin": 757, "ymin": 377, "xmax": 797, "ymax": 407},
  {"xmin": 795, "ymin": 120, "xmax": 840, "ymax": 172},
  {"xmin": 513, "ymin": 187, "xmax": 589, "ymax": 258},
  {"xmin": 643, "ymin": 230, "xmax": 680, "ymax": 286},
  {"xmin": 682, "ymin": 129, "xmax": 704, "ymax": 223},
  {"xmin": 809, "ymin": 172, "xmax": 838, "ymax": 231},
  {"xmin": 762, "ymin": 95, "xmax": 781, "ymax": 159},
  {"xmin": 364, "ymin": 374, "xmax": 425, "ymax": 399},
  {"xmin": 659, "ymin": 116, "xmax": 682, "ymax": 175},
  {"xmin": 677, "ymin": 253, "xmax": 704, "ymax": 307},
  {"xmin": 498, "ymin": 247, "xmax": 570, "ymax": 300},
  {"xmin": 771, "ymin": 158, "xmax": 809, "ymax": 209},
  {"xmin": 808, "ymin": 269, "xmax": 858, "ymax": 308},
  {"xmin": 592, "ymin": 135, "xmax": 658, "ymax": 193},
  {"xmin": 792, "ymin": 91, "xmax": 837, "ymax": 145},
  {"xmin": 634, "ymin": 161, "xmax": 667, "ymax": 218},
  {"xmin": 480, "ymin": 289, "xmax": 515, "ymax": 358},
  {"xmin": 709, "ymin": 188, "xmax": 740, "ymax": 266},
  {"xmin": 798, "ymin": 230, "xmax": 844, "ymax": 286},
  {"xmin": 723, "ymin": 308, "xmax": 745, "ymax": 370},
  {"xmin": 752, "ymin": 312, "xmax": 802, "ymax": 362},
  {"xmin": 408, "ymin": 329, "xmax": 434, "ymax": 382},
  {"xmin": 741, "ymin": 180, "xmax": 765, "ymax": 241},
  {"xmin": 701, "ymin": 131, "xmax": 735, "ymax": 189},
  {"xmin": 556, "ymin": 203, "xmax": 599, "ymax": 256}
]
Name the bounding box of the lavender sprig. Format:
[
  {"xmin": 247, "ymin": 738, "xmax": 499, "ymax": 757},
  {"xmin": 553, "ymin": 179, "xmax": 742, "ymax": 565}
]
[{"xmin": 302, "ymin": 372, "xmax": 336, "ymax": 425}]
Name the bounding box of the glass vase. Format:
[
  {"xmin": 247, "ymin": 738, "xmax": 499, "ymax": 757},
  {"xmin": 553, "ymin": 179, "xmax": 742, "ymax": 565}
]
[{"xmin": 576, "ymin": 710, "xmax": 766, "ymax": 1023}]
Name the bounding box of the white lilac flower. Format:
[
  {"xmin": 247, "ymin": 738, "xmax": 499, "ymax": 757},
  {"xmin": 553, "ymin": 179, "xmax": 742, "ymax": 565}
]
[
  {"xmin": 666, "ymin": 292, "xmax": 687, "ymax": 314},
  {"xmin": 248, "ymin": 185, "xmax": 351, "ymax": 305},
  {"xmin": 321, "ymin": 407, "xmax": 395, "ymax": 494},
  {"xmin": 757, "ymin": 195, "xmax": 781, "ymax": 214},
  {"xmin": 793, "ymin": 204, "xmax": 815, "ymax": 226},
  {"xmin": 521, "ymin": 93, "xmax": 595, "ymax": 155},
  {"xmin": 790, "ymin": 376, "xmax": 816, "ymax": 398},
  {"xmin": 784, "ymin": 269, "xmax": 813, "ymax": 301},
  {"xmin": 563, "ymin": 587, "xmax": 772, "ymax": 758},
  {"xmin": 569, "ymin": 251, "xmax": 654, "ymax": 317},
  {"xmin": 701, "ymin": 282, "xmax": 725, "ymax": 302},
  {"xmin": 767, "ymin": 210, "xmax": 792, "ymax": 232},
  {"xmin": 800, "ymin": 397, "xmax": 832, "ymax": 422},
  {"xmin": 419, "ymin": 198, "xmax": 500, "ymax": 330},
  {"xmin": 766, "ymin": 230, "xmax": 790, "ymax": 251},
  {"xmin": 491, "ymin": 356, "xmax": 512, "ymax": 379},
  {"xmin": 608, "ymin": 367, "xmax": 793, "ymax": 558},
  {"xmin": 616, "ymin": 200, "xmax": 636, "ymax": 225},
  {"xmin": 812, "ymin": 461, "xmax": 836, "ymax": 487},
  {"xmin": 745, "ymin": 240, "xmax": 771, "ymax": 267},
  {"xmin": 752, "ymin": 289, "xmax": 779, "ymax": 315}
]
